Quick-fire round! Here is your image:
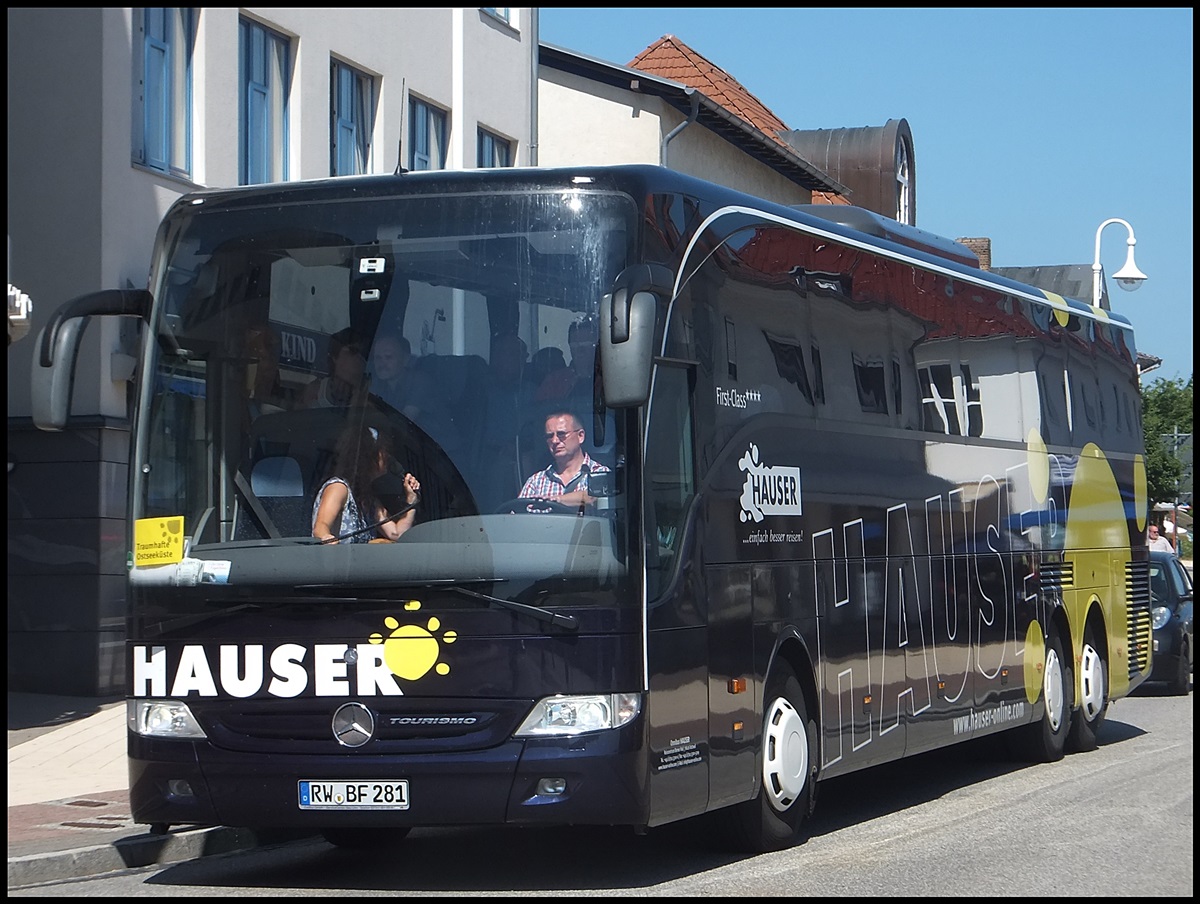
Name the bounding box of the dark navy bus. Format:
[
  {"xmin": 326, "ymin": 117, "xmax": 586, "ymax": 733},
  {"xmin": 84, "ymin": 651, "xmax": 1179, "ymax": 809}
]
[{"xmin": 32, "ymin": 165, "xmax": 1153, "ymax": 852}]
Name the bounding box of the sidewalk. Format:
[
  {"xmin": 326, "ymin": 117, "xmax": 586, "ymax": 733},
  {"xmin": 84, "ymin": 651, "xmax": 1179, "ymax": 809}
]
[{"xmin": 7, "ymin": 692, "xmax": 305, "ymax": 889}]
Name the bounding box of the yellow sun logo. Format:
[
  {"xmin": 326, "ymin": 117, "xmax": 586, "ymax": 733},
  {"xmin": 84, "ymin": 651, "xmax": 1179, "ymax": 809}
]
[{"xmin": 369, "ymin": 601, "xmax": 456, "ymax": 681}]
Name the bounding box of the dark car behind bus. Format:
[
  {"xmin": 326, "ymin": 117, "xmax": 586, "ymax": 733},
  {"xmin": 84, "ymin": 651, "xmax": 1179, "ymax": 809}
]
[{"xmin": 1149, "ymin": 550, "xmax": 1193, "ymax": 695}]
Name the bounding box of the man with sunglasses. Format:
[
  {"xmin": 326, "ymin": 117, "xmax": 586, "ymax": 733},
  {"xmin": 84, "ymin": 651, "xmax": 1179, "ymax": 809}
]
[{"xmin": 518, "ymin": 410, "xmax": 610, "ymax": 510}]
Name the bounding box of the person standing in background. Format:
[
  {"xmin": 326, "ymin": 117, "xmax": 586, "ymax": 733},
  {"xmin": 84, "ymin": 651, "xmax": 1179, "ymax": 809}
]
[{"xmin": 1148, "ymin": 523, "xmax": 1175, "ymax": 552}]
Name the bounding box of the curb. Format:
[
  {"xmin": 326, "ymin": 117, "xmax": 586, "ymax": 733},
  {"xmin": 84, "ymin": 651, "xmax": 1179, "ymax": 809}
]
[{"xmin": 8, "ymin": 825, "xmax": 315, "ymax": 889}]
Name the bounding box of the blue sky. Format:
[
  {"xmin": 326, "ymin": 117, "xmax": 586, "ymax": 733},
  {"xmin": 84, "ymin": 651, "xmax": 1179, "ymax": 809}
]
[{"xmin": 539, "ymin": 8, "xmax": 1194, "ymax": 383}]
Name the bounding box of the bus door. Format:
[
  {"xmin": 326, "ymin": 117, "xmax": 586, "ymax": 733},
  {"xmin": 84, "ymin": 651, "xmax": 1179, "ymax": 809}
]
[
  {"xmin": 706, "ymin": 564, "xmax": 756, "ymax": 809},
  {"xmin": 643, "ymin": 361, "xmax": 712, "ymax": 825}
]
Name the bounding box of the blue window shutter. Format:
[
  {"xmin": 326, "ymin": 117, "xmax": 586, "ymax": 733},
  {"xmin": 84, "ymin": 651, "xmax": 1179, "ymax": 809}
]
[{"xmin": 144, "ymin": 37, "xmax": 169, "ymax": 171}]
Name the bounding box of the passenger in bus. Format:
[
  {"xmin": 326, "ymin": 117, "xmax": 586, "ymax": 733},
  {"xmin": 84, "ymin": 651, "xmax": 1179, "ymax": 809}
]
[
  {"xmin": 312, "ymin": 424, "xmax": 421, "ymax": 544},
  {"xmin": 526, "ymin": 346, "xmax": 567, "ymax": 395},
  {"xmin": 476, "ymin": 332, "xmax": 531, "ymax": 510},
  {"xmin": 368, "ymin": 332, "xmax": 435, "ymax": 424},
  {"xmin": 533, "ymin": 317, "xmax": 597, "ymax": 402},
  {"xmin": 518, "ymin": 410, "xmax": 610, "ymax": 509},
  {"xmin": 244, "ymin": 322, "xmax": 288, "ymax": 420},
  {"xmin": 300, "ymin": 328, "xmax": 368, "ymax": 409},
  {"xmin": 482, "ymin": 332, "xmax": 530, "ymax": 431}
]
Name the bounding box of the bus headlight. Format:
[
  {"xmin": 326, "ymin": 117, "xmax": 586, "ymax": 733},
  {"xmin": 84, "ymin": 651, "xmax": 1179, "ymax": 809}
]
[
  {"xmin": 128, "ymin": 699, "xmax": 208, "ymax": 739},
  {"xmin": 514, "ymin": 693, "xmax": 641, "ymax": 737}
]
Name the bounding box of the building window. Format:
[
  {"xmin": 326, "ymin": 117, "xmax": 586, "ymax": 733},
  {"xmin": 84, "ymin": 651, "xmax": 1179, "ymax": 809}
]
[
  {"xmin": 918, "ymin": 363, "xmax": 983, "ymax": 436},
  {"xmin": 477, "ymin": 127, "xmax": 512, "ymax": 168},
  {"xmin": 1077, "ymin": 374, "xmax": 1098, "ymax": 429},
  {"xmin": 482, "ymin": 8, "xmax": 511, "ymax": 24},
  {"xmin": 810, "ymin": 345, "xmax": 825, "ymax": 404},
  {"xmin": 919, "ymin": 363, "xmax": 961, "ymax": 435},
  {"xmin": 239, "ymin": 18, "xmax": 291, "ymax": 185},
  {"xmin": 960, "ymin": 364, "xmax": 982, "ymax": 437},
  {"xmin": 409, "ymin": 99, "xmax": 448, "ymax": 171},
  {"xmin": 854, "ymin": 354, "xmax": 888, "ymax": 414},
  {"xmin": 764, "ymin": 331, "xmax": 812, "ymax": 405},
  {"xmin": 331, "ymin": 60, "xmax": 375, "ymax": 176},
  {"xmin": 134, "ymin": 8, "xmax": 195, "ymax": 177},
  {"xmin": 896, "ymin": 138, "xmax": 912, "ymax": 225}
]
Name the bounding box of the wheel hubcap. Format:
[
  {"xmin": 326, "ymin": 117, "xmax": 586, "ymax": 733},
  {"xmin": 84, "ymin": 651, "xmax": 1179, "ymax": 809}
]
[
  {"xmin": 762, "ymin": 695, "xmax": 808, "ymax": 812},
  {"xmin": 1078, "ymin": 643, "xmax": 1105, "ymax": 721},
  {"xmin": 1044, "ymin": 647, "xmax": 1065, "ymax": 731}
]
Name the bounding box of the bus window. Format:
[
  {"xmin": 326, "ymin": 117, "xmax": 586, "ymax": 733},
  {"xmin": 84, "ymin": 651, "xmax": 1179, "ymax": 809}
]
[{"xmin": 645, "ymin": 363, "xmax": 695, "ymax": 599}]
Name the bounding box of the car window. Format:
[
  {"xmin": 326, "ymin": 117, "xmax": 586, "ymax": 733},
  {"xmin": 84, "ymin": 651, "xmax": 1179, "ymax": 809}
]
[
  {"xmin": 1167, "ymin": 559, "xmax": 1192, "ymax": 594},
  {"xmin": 1150, "ymin": 564, "xmax": 1168, "ymax": 603}
]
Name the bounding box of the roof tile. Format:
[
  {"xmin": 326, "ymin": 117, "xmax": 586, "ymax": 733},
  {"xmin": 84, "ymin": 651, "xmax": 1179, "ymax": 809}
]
[{"xmin": 629, "ymin": 35, "xmax": 791, "ymax": 149}]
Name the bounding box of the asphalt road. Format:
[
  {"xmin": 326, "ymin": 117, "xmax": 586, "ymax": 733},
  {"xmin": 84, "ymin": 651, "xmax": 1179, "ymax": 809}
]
[{"xmin": 13, "ymin": 681, "xmax": 1192, "ymax": 897}]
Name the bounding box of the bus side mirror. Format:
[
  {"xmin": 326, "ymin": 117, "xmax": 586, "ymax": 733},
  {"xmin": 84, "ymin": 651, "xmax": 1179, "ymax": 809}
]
[
  {"xmin": 31, "ymin": 289, "xmax": 152, "ymax": 431},
  {"xmin": 600, "ymin": 290, "xmax": 655, "ymax": 407},
  {"xmin": 600, "ymin": 264, "xmax": 671, "ymax": 408},
  {"xmin": 31, "ymin": 317, "xmax": 88, "ymax": 431}
]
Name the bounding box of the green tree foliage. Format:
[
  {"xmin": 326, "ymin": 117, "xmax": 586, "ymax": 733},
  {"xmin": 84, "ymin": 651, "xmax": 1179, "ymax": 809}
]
[{"xmin": 1140, "ymin": 375, "xmax": 1193, "ymax": 507}]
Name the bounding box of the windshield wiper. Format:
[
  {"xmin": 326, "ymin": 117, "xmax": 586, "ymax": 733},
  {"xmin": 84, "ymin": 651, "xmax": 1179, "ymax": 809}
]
[
  {"xmin": 447, "ymin": 585, "xmax": 579, "ymax": 632},
  {"xmin": 292, "ymin": 579, "xmax": 579, "ymax": 631}
]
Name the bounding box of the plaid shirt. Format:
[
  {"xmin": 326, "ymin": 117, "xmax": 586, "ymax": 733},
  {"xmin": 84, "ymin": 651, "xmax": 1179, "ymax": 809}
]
[{"xmin": 519, "ymin": 453, "xmax": 610, "ymax": 499}]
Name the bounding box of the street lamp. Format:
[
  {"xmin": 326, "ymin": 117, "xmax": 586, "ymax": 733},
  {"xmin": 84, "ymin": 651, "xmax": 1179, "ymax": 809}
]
[{"xmin": 1092, "ymin": 217, "xmax": 1147, "ymax": 307}]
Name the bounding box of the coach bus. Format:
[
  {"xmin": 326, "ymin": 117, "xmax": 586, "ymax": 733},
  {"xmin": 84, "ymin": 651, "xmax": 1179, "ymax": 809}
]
[{"xmin": 31, "ymin": 164, "xmax": 1153, "ymax": 853}]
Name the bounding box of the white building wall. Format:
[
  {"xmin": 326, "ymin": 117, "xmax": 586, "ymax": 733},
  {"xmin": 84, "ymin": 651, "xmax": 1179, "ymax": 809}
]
[
  {"xmin": 463, "ymin": 8, "xmax": 538, "ymax": 166},
  {"xmin": 538, "ymin": 71, "xmax": 666, "ymax": 165},
  {"xmin": 667, "ymin": 130, "xmax": 812, "ymax": 208},
  {"xmin": 538, "ymin": 67, "xmax": 812, "ymax": 207},
  {"xmin": 8, "ymin": 7, "xmax": 535, "ymax": 420}
]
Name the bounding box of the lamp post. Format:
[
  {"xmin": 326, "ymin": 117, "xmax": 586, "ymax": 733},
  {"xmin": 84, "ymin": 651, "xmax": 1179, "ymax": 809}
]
[{"xmin": 1092, "ymin": 217, "xmax": 1148, "ymax": 307}]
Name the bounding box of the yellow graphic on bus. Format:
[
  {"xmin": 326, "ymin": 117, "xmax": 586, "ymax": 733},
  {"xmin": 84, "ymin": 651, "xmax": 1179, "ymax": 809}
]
[
  {"xmin": 133, "ymin": 516, "xmax": 185, "ymax": 566},
  {"xmin": 1022, "ymin": 433, "xmax": 1147, "ymax": 704},
  {"xmin": 369, "ymin": 602, "xmax": 457, "ymax": 681},
  {"xmin": 1023, "ymin": 621, "xmax": 1046, "ymax": 705}
]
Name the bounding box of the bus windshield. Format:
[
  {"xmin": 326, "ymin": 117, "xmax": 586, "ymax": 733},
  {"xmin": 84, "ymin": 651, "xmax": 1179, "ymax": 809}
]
[{"xmin": 132, "ymin": 183, "xmax": 638, "ymax": 597}]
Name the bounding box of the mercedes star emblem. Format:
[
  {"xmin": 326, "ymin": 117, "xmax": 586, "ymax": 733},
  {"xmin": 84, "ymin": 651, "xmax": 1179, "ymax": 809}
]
[{"xmin": 331, "ymin": 702, "xmax": 375, "ymax": 748}]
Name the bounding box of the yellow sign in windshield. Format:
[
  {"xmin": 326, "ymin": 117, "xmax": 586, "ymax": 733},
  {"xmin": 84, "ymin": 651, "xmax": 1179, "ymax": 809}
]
[{"xmin": 133, "ymin": 516, "xmax": 185, "ymax": 566}]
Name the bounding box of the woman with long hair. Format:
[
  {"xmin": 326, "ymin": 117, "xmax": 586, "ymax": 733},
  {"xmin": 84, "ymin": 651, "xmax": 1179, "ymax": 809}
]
[{"xmin": 311, "ymin": 424, "xmax": 420, "ymax": 543}]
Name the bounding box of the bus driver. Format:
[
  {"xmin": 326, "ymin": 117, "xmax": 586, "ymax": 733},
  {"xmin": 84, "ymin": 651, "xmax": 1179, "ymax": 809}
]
[{"xmin": 518, "ymin": 410, "xmax": 609, "ymax": 511}]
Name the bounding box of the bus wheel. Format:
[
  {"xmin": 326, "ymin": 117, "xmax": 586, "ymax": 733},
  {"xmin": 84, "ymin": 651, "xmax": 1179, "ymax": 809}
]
[
  {"xmin": 1066, "ymin": 629, "xmax": 1108, "ymax": 753},
  {"xmin": 726, "ymin": 668, "xmax": 816, "ymax": 853},
  {"xmin": 321, "ymin": 827, "xmax": 411, "ymax": 850},
  {"xmin": 1008, "ymin": 624, "xmax": 1071, "ymax": 762}
]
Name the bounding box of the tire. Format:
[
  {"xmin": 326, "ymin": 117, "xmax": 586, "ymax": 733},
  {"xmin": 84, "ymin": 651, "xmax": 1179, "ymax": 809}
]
[
  {"xmin": 1008, "ymin": 624, "xmax": 1072, "ymax": 762},
  {"xmin": 320, "ymin": 826, "xmax": 411, "ymax": 850},
  {"xmin": 1066, "ymin": 628, "xmax": 1108, "ymax": 753},
  {"xmin": 1166, "ymin": 644, "xmax": 1191, "ymax": 696},
  {"xmin": 724, "ymin": 668, "xmax": 817, "ymax": 853}
]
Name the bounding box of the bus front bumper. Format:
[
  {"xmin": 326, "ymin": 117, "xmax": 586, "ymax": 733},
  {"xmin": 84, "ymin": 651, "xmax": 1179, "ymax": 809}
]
[{"xmin": 128, "ymin": 730, "xmax": 649, "ymax": 830}]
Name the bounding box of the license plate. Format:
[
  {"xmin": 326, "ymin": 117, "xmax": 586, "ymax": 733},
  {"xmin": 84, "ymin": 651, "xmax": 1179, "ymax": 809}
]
[{"xmin": 298, "ymin": 780, "xmax": 410, "ymax": 810}]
